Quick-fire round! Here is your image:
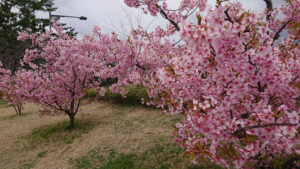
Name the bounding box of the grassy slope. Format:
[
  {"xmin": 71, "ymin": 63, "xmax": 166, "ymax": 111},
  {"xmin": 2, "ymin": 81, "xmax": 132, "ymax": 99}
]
[{"xmin": 0, "ymin": 101, "xmax": 221, "ymax": 169}]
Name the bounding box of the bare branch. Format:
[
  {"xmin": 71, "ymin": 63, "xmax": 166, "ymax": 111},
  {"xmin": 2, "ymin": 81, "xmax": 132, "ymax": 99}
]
[{"xmin": 156, "ymin": 4, "xmax": 180, "ymax": 31}]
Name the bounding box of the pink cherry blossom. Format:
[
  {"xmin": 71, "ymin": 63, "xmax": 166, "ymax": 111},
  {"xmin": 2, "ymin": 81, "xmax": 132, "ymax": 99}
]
[{"xmin": 124, "ymin": 0, "xmax": 300, "ymax": 168}]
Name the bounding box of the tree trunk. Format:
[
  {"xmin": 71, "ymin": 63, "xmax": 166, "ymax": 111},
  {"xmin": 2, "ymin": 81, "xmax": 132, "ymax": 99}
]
[
  {"xmin": 69, "ymin": 114, "xmax": 75, "ymax": 129},
  {"xmin": 13, "ymin": 104, "xmax": 22, "ymax": 116},
  {"xmin": 17, "ymin": 104, "xmax": 22, "ymax": 116}
]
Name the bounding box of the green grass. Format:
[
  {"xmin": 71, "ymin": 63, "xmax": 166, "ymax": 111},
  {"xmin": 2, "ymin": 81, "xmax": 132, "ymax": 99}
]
[
  {"xmin": 71, "ymin": 150, "xmax": 105, "ymax": 169},
  {"xmin": 86, "ymin": 89, "xmax": 99, "ymax": 99},
  {"xmin": 25, "ymin": 118, "xmax": 99, "ymax": 145},
  {"xmin": 71, "ymin": 149, "xmax": 138, "ymax": 169},
  {"xmin": 71, "ymin": 143, "xmax": 222, "ymax": 169},
  {"xmin": 37, "ymin": 151, "xmax": 48, "ymax": 158},
  {"xmin": 101, "ymin": 153, "xmax": 136, "ymax": 169},
  {"xmin": 0, "ymin": 97, "xmax": 9, "ymax": 107}
]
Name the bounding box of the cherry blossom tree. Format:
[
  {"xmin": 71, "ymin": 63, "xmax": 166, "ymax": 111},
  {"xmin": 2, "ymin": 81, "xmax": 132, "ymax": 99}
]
[
  {"xmin": 0, "ymin": 62, "xmax": 25, "ymax": 116},
  {"xmin": 16, "ymin": 23, "xmax": 128, "ymax": 128},
  {"xmin": 124, "ymin": 0, "xmax": 300, "ymax": 168},
  {"xmin": 1, "ymin": 72, "xmax": 27, "ymax": 116}
]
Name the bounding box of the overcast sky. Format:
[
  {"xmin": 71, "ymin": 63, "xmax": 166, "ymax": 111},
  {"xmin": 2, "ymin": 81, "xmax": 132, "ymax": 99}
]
[{"xmin": 36, "ymin": 0, "xmax": 284, "ymax": 38}]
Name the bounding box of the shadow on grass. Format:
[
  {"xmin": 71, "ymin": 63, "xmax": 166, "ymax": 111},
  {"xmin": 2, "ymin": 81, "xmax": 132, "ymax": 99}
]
[{"xmin": 25, "ymin": 118, "xmax": 99, "ymax": 145}]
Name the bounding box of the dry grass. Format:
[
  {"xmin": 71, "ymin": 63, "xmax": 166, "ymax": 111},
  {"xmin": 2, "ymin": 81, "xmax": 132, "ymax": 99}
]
[{"xmin": 0, "ymin": 101, "xmax": 215, "ymax": 169}]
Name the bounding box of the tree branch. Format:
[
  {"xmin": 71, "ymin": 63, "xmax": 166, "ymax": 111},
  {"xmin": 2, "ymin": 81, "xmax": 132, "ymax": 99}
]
[
  {"xmin": 74, "ymin": 99, "xmax": 82, "ymax": 115},
  {"xmin": 230, "ymin": 110, "xmax": 233, "ymax": 120},
  {"xmin": 44, "ymin": 102, "xmax": 64, "ymax": 112},
  {"xmin": 156, "ymin": 4, "xmax": 180, "ymax": 31},
  {"xmin": 232, "ymin": 122, "xmax": 297, "ymax": 136},
  {"xmin": 173, "ymin": 38, "xmax": 183, "ymax": 46},
  {"xmin": 249, "ymin": 122, "xmax": 297, "ymax": 129},
  {"xmin": 224, "ymin": 8, "xmax": 234, "ymax": 24},
  {"xmin": 290, "ymin": 75, "xmax": 299, "ymax": 84},
  {"xmin": 272, "ymin": 19, "xmax": 292, "ymax": 44},
  {"xmin": 136, "ymin": 60, "xmax": 146, "ymax": 70},
  {"xmin": 263, "ymin": 0, "xmax": 273, "ymax": 20},
  {"xmin": 209, "ymin": 43, "xmax": 216, "ymax": 57}
]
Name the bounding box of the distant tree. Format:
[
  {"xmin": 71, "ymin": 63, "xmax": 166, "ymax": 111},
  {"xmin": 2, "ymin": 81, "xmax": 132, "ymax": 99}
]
[{"xmin": 0, "ymin": 0, "xmax": 76, "ymax": 73}]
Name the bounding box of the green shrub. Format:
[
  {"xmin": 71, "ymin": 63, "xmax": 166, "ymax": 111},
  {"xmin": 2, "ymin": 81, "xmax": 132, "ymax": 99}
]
[
  {"xmin": 87, "ymin": 85, "xmax": 149, "ymax": 106},
  {"xmin": 86, "ymin": 89, "xmax": 99, "ymax": 99},
  {"xmin": 100, "ymin": 78, "xmax": 118, "ymax": 87}
]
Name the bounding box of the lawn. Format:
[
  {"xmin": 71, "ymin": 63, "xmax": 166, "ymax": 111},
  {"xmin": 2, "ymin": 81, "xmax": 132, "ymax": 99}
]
[{"xmin": 0, "ymin": 101, "xmax": 221, "ymax": 169}]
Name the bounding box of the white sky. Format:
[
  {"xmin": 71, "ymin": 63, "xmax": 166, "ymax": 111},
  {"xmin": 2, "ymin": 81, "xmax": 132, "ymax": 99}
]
[{"xmin": 36, "ymin": 0, "xmax": 284, "ymax": 38}]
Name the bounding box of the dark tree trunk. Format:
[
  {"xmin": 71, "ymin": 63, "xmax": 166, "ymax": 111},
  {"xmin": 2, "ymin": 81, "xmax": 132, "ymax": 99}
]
[
  {"xmin": 13, "ymin": 104, "xmax": 22, "ymax": 116},
  {"xmin": 17, "ymin": 104, "xmax": 22, "ymax": 116},
  {"xmin": 69, "ymin": 114, "xmax": 75, "ymax": 129}
]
